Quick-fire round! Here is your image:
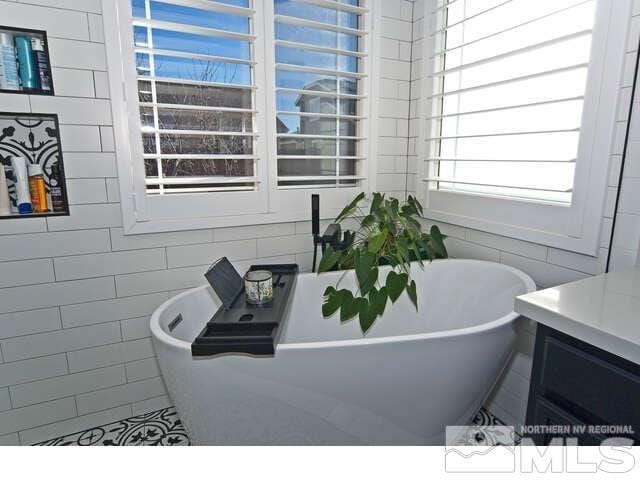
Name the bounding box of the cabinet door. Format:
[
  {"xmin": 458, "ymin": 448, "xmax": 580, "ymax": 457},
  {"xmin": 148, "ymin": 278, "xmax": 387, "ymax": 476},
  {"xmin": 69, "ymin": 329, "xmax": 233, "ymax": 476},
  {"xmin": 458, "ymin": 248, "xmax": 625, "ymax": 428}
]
[
  {"xmin": 539, "ymin": 337, "xmax": 640, "ymax": 428},
  {"xmin": 527, "ymin": 324, "xmax": 640, "ymax": 444},
  {"xmin": 525, "ymin": 396, "xmax": 605, "ymax": 446}
]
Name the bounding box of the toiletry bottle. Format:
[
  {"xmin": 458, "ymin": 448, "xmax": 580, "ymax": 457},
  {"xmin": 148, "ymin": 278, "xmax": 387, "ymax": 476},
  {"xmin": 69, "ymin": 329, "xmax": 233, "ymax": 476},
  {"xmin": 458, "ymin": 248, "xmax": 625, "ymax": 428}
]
[
  {"xmin": 0, "ymin": 163, "xmax": 11, "ymax": 216},
  {"xmin": 10, "ymin": 156, "xmax": 32, "ymax": 214},
  {"xmin": 0, "ymin": 32, "xmax": 20, "ymax": 91},
  {"xmin": 28, "ymin": 163, "xmax": 48, "ymax": 213},
  {"xmin": 14, "ymin": 36, "xmax": 37, "ymax": 91},
  {"xmin": 30, "ymin": 37, "xmax": 51, "ymax": 92},
  {"xmin": 49, "ymin": 162, "xmax": 65, "ymax": 212}
]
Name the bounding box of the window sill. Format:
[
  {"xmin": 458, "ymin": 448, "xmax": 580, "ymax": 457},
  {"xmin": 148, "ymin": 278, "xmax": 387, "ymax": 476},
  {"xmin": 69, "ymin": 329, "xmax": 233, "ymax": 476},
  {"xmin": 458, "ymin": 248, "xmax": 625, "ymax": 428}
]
[
  {"xmin": 423, "ymin": 189, "xmax": 603, "ymax": 256},
  {"xmin": 122, "ymin": 205, "xmax": 345, "ymax": 235}
]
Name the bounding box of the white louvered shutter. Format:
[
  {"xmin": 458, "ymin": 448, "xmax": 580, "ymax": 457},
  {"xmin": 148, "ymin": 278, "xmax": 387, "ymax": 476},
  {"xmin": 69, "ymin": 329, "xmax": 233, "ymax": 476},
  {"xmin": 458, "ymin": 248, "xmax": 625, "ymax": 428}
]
[
  {"xmin": 130, "ymin": 0, "xmax": 259, "ymax": 194},
  {"xmin": 272, "ymin": 0, "xmax": 368, "ymax": 188},
  {"xmin": 425, "ymin": 0, "xmax": 597, "ymax": 204}
]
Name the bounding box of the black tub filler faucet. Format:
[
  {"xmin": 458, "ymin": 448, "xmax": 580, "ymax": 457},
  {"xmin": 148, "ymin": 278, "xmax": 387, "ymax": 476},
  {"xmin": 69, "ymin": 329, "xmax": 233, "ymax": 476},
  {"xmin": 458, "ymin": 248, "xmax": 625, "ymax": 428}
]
[{"xmin": 311, "ymin": 194, "xmax": 342, "ymax": 272}]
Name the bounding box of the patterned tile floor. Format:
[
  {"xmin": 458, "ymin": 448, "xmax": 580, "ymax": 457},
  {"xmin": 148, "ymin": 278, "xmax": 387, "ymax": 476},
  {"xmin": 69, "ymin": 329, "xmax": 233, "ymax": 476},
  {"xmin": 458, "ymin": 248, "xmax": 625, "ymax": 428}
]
[
  {"xmin": 36, "ymin": 407, "xmax": 190, "ymax": 446},
  {"xmin": 35, "ymin": 406, "xmax": 514, "ymax": 446},
  {"xmin": 470, "ymin": 407, "xmax": 522, "ymax": 446}
]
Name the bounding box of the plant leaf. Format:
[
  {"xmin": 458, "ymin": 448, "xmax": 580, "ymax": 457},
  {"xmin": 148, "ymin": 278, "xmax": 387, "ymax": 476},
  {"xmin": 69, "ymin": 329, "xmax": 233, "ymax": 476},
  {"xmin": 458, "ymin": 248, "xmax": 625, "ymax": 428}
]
[
  {"xmin": 361, "ymin": 214, "xmax": 375, "ymax": 228},
  {"xmin": 358, "ymin": 299, "xmax": 377, "ymax": 334},
  {"xmin": 340, "ymin": 291, "xmax": 359, "ymax": 322},
  {"xmin": 411, "ymin": 243, "xmax": 424, "ymax": 265},
  {"xmin": 335, "ymin": 192, "xmax": 365, "ymax": 222},
  {"xmin": 407, "ymin": 279, "xmax": 418, "ymax": 311},
  {"xmin": 318, "ymin": 245, "xmax": 341, "ymax": 273},
  {"xmin": 386, "ymin": 271, "xmax": 407, "ymax": 302},
  {"xmin": 401, "ymin": 204, "xmax": 418, "ymax": 217},
  {"xmin": 389, "ymin": 198, "xmax": 399, "ymax": 217},
  {"xmin": 408, "ymin": 195, "xmax": 424, "ymax": 215},
  {"xmin": 396, "ymin": 237, "xmax": 411, "ymax": 263},
  {"xmin": 369, "ymin": 286, "xmax": 388, "ymax": 317},
  {"xmin": 321, "ymin": 289, "xmax": 341, "ymax": 317},
  {"xmin": 323, "ymin": 286, "xmax": 336, "ymax": 296},
  {"xmin": 406, "ymin": 216, "xmax": 422, "ymax": 231},
  {"xmin": 384, "ymin": 255, "xmax": 398, "ymax": 267},
  {"xmin": 419, "ymin": 234, "xmax": 435, "ymax": 261},
  {"xmin": 367, "ymin": 228, "xmax": 388, "ymax": 254},
  {"xmin": 354, "ymin": 250, "xmax": 377, "ymax": 295},
  {"xmin": 361, "ymin": 267, "xmax": 378, "ymax": 295},
  {"xmin": 430, "ymin": 225, "xmax": 448, "ymax": 258},
  {"xmin": 370, "ymin": 192, "xmax": 384, "ymax": 214},
  {"xmin": 387, "ymin": 220, "xmax": 397, "ymax": 236}
]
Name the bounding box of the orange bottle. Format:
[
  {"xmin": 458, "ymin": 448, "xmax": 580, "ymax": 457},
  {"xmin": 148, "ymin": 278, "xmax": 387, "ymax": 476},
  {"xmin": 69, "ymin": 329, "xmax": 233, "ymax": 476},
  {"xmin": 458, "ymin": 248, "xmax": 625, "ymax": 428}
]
[{"xmin": 28, "ymin": 163, "xmax": 48, "ymax": 213}]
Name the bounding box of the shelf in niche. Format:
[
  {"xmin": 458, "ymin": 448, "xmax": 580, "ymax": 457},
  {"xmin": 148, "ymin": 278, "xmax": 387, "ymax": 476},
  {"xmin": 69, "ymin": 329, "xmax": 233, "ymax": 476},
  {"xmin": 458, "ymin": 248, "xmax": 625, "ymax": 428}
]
[
  {"xmin": 0, "ymin": 112, "xmax": 69, "ymax": 219},
  {"xmin": 0, "ymin": 25, "xmax": 54, "ymax": 96}
]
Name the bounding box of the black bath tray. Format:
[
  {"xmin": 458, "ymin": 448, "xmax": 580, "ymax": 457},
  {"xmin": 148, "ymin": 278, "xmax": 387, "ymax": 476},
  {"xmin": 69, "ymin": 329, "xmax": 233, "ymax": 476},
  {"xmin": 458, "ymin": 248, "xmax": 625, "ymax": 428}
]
[{"xmin": 191, "ymin": 263, "xmax": 298, "ymax": 357}]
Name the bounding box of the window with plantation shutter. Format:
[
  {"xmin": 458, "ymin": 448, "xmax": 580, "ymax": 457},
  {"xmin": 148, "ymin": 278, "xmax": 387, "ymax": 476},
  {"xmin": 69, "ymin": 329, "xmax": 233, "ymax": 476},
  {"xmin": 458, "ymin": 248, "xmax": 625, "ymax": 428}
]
[
  {"xmin": 429, "ymin": 0, "xmax": 598, "ymax": 202},
  {"xmin": 130, "ymin": 0, "xmax": 259, "ymax": 194},
  {"xmin": 419, "ymin": 0, "xmax": 631, "ymax": 254},
  {"xmin": 103, "ymin": 0, "xmax": 375, "ymax": 233},
  {"xmin": 271, "ymin": 0, "xmax": 368, "ymax": 188}
]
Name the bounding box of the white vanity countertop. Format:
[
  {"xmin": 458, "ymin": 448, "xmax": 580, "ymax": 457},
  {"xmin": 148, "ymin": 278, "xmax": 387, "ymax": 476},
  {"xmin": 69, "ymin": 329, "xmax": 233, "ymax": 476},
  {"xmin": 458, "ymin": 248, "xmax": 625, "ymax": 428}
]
[{"xmin": 515, "ymin": 267, "xmax": 640, "ymax": 366}]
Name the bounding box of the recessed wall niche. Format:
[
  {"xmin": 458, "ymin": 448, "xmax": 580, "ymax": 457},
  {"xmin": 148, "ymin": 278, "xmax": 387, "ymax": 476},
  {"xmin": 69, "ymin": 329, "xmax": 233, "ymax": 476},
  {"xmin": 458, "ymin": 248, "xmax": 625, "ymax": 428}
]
[
  {"xmin": 0, "ymin": 25, "xmax": 54, "ymax": 96},
  {"xmin": 0, "ymin": 112, "xmax": 69, "ymax": 219}
]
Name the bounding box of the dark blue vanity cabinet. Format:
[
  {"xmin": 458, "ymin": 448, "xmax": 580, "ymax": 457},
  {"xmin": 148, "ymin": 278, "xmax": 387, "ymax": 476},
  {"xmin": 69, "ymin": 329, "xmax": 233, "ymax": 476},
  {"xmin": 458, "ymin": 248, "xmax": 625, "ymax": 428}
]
[{"xmin": 525, "ymin": 324, "xmax": 640, "ymax": 445}]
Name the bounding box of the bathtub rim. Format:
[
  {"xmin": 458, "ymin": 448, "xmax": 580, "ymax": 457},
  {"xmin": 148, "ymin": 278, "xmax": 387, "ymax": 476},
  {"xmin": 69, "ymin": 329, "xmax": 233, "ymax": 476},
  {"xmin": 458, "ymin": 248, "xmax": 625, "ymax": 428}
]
[{"xmin": 150, "ymin": 259, "xmax": 536, "ymax": 353}]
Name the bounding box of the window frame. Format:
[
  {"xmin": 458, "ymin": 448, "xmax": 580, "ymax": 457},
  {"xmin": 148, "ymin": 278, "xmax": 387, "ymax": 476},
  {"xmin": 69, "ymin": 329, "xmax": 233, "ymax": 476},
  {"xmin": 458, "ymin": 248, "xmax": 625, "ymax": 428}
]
[
  {"xmin": 102, "ymin": 0, "xmax": 379, "ymax": 234},
  {"xmin": 417, "ymin": 0, "xmax": 631, "ymax": 255}
]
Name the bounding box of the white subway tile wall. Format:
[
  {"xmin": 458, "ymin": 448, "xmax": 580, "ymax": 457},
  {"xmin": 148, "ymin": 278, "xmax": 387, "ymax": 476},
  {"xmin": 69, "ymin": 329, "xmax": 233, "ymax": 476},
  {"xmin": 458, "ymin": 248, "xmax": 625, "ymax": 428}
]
[
  {"xmin": 0, "ymin": 389, "xmax": 11, "ymax": 412},
  {"xmin": 0, "ymin": 0, "xmax": 415, "ymax": 443},
  {"xmin": 66, "ymin": 339, "xmax": 155, "ymax": 374},
  {"xmin": 131, "ymin": 395, "xmax": 171, "ymax": 416}
]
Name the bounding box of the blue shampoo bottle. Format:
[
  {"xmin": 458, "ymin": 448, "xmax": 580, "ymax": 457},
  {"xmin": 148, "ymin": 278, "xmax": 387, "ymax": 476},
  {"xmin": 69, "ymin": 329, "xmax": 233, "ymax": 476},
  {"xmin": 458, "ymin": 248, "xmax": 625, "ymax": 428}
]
[{"xmin": 14, "ymin": 36, "xmax": 37, "ymax": 90}]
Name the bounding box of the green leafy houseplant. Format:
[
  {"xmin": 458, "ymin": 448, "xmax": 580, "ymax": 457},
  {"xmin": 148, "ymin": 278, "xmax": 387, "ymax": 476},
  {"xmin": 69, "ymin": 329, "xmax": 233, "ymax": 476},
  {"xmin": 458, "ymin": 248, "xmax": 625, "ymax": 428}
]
[{"xmin": 318, "ymin": 192, "xmax": 448, "ymax": 334}]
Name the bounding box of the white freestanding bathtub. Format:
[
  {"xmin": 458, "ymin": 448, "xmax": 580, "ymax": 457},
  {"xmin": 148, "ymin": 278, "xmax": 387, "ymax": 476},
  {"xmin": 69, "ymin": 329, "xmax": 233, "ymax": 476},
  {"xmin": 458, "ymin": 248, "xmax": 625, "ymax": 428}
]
[{"xmin": 150, "ymin": 259, "xmax": 535, "ymax": 445}]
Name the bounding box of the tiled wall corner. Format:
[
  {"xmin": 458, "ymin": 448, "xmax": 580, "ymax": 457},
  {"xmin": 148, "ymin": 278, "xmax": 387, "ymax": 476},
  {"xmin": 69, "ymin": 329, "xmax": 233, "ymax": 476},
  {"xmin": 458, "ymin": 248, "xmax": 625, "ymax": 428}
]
[
  {"xmin": 376, "ymin": 0, "xmax": 415, "ymax": 200},
  {"xmin": 610, "ymin": 10, "xmax": 640, "ymax": 271}
]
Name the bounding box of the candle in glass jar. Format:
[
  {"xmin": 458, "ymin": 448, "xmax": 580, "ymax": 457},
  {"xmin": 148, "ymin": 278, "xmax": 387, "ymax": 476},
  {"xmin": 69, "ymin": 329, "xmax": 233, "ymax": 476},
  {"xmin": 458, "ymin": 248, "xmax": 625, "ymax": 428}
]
[{"xmin": 244, "ymin": 270, "xmax": 273, "ymax": 305}]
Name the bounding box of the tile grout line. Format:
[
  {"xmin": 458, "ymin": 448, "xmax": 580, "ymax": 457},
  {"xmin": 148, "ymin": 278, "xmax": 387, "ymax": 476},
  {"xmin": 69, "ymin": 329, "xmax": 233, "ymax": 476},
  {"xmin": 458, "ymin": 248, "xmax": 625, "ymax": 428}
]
[{"xmin": 5, "ymin": 374, "xmax": 162, "ymax": 420}]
